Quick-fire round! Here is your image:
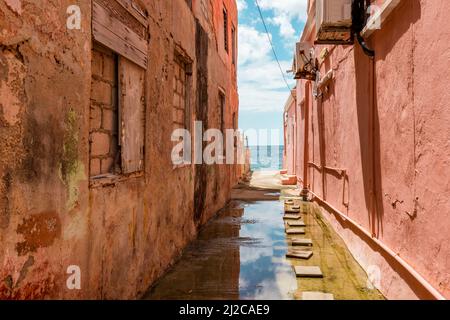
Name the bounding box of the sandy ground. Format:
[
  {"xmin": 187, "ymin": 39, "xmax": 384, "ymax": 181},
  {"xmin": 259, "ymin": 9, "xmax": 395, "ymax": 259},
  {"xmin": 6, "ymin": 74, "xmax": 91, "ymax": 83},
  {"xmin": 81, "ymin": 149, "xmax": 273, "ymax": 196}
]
[{"xmin": 231, "ymin": 171, "xmax": 297, "ymax": 201}]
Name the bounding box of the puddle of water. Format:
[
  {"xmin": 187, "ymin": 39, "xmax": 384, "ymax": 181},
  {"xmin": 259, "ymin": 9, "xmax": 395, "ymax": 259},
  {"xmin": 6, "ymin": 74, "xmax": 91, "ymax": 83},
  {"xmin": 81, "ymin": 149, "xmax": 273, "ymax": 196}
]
[{"xmin": 143, "ymin": 200, "xmax": 384, "ymax": 300}]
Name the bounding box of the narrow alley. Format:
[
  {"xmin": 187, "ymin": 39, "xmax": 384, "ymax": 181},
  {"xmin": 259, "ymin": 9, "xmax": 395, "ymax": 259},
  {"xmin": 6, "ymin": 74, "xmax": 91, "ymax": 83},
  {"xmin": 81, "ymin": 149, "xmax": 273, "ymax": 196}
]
[
  {"xmin": 144, "ymin": 171, "xmax": 384, "ymax": 300},
  {"xmin": 1, "ymin": 0, "xmax": 449, "ymax": 306}
]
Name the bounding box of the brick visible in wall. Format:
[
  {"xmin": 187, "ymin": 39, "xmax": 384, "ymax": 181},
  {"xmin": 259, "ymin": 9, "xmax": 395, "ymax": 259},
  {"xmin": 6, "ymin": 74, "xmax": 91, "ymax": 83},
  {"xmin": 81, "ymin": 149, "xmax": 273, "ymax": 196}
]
[
  {"xmin": 91, "ymin": 132, "xmax": 110, "ymax": 157},
  {"xmin": 89, "ymin": 44, "xmax": 120, "ymax": 176},
  {"xmin": 172, "ymin": 53, "xmax": 190, "ymax": 130}
]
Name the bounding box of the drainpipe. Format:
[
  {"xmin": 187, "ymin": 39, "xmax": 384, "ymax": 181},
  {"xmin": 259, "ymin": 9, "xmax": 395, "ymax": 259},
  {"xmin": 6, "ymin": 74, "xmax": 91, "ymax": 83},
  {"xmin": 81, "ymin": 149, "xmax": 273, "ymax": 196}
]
[
  {"xmin": 355, "ymin": 33, "xmax": 375, "ymax": 57},
  {"xmin": 352, "ymin": 0, "xmax": 375, "ymax": 57},
  {"xmin": 310, "ymin": 190, "xmax": 446, "ymax": 300}
]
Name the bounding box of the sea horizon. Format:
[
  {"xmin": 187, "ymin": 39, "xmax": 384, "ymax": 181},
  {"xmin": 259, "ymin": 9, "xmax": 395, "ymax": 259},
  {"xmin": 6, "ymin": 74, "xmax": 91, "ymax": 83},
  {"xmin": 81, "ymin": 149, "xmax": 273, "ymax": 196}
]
[{"xmin": 248, "ymin": 145, "xmax": 284, "ymax": 171}]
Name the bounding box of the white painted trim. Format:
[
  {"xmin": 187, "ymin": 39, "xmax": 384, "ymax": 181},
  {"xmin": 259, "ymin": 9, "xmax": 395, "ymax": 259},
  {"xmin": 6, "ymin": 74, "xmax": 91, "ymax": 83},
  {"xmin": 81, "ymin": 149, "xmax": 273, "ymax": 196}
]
[{"xmin": 361, "ymin": 0, "xmax": 403, "ymax": 38}]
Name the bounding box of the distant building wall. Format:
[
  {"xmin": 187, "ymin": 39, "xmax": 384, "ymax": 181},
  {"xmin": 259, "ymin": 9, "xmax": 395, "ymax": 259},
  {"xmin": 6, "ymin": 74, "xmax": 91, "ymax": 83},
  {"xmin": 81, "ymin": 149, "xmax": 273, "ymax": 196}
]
[
  {"xmin": 287, "ymin": 0, "xmax": 450, "ymax": 299},
  {"xmin": 0, "ymin": 0, "xmax": 243, "ymax": 299}
]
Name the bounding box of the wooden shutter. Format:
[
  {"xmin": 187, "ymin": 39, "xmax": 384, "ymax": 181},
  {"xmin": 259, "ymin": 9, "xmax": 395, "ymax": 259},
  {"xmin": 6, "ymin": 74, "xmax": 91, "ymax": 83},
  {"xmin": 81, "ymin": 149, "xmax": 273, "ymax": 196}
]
[
  {"xmin": 119, "ymin": 58, "xmax": 145, "ymax": 174},
  {"xmin": 92, "ymin": 0, "xmax": 148, "ymax": 69}
]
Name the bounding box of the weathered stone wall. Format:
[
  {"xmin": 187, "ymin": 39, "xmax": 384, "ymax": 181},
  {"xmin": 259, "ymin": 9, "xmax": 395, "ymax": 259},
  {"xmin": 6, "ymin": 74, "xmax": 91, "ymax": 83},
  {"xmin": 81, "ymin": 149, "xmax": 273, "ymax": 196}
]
[{"xmin": 0, "ymin": 0, "xmax": 242, "ymax": 299}]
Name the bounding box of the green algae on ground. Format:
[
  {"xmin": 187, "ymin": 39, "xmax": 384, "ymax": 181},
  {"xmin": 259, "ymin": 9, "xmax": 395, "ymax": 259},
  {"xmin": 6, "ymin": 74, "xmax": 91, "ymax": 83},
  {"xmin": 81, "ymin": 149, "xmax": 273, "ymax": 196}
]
[{"xmin": 289, "ymin": 200, "xmax": 385, "ymax": 300}]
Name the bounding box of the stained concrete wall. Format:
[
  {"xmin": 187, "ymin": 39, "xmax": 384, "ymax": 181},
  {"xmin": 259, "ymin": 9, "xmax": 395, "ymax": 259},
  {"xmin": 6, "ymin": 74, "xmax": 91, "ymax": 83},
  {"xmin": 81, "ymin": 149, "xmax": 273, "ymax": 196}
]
[
  {"xmin": 286, "ymin": 0, "xmax": 450, "ymax": 299},
  {"xmin": 0, "ymin": 0, "xmax": 243, "ymax": 299}
]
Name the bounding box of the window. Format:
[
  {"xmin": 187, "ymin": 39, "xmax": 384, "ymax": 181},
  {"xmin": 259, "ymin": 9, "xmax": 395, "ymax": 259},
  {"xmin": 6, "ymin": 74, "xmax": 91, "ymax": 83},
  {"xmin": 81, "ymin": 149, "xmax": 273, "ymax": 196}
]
[
  {"xmin": 231, "ymin": 25, "xmax": 236, "ymax": 65},
  {"xmin": 90, "ymin": 44, "xmax": 121, "ymax": 177},
  {"xmin": 90, "ymin": 44, "xmax": 146, "ymax": 178},
  {"xmin": 118, "ymin": 58, "xmax": 146, "ymax": 174},
  {"xmin": 172, "ymin": 50, "xmax": 193, "ymax": 166},
  {"xmin": 173, "ymin": 53, "xmax": 192, "ymax": 131},
  {"xmin": 90, "ymin": 0, "xmax": 148, "ymax": 179},
  {"xmin": 219, "ymin": 91, "xmax": 226, "ymax": 158},
  {"xmin": 219, "ymin": 91, "xmax": 226, "ymax": 133},
  {"xmin": 92, "ymin": 0, "xmax": 148, "ymax": 69},
  {"xmin": 232, "ymin": 112, "xmax": 238, "ymax": 147},
  {"xmin": 223, "ymin": 7, "xmax": 229, "ymax": 53}
]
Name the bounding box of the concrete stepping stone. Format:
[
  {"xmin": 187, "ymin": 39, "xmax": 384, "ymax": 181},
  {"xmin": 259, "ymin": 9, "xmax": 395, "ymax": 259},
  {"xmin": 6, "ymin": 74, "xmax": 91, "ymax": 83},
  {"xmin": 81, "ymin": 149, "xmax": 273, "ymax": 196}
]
[
  {"xmin": 287, "ymin": 220, "xmax": 306, "ymax": 227},
  {"xmin": 302, "ymin": 292, "xmax": 334, "ymax": 300},
  {"xmin": 286, "ymin": 250, "xmax": 313, "ymax": 260},
  {"xmin": 283, "ymin": 214, "xmax": 301, "ymax": 220},
  {"xmin": 291, "ymin": 238, "xmax": 313, "ymax": 246},
  {"xmin": 285, "ymin": 205, "xmax": 301, "ymax": 213},
  {"xmin": 286, "ymin": 228, "xmax": 305, "ymax": 235},
  {"xmin": 294, "ymin": 266, "xmax": 323, "ymax": 278}
]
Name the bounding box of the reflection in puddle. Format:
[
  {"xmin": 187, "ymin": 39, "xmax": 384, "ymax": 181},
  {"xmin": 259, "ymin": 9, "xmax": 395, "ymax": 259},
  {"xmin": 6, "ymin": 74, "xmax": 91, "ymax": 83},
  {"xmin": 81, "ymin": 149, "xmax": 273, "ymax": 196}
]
[{"xmin": 144, "ymin": 200, "xmax": 384, "ymax": 300}]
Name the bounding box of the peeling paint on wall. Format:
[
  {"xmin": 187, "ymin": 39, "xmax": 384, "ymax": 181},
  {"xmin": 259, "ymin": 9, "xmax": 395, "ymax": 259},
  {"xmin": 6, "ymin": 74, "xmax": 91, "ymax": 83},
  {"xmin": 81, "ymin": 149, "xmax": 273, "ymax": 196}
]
[
  {"xmin": 0, "ymin": 50, "xmax": 25, "ymax": 126},
  {"xmin": 15, "ymin": 212, "xmax": 61, "ymax": 256}
]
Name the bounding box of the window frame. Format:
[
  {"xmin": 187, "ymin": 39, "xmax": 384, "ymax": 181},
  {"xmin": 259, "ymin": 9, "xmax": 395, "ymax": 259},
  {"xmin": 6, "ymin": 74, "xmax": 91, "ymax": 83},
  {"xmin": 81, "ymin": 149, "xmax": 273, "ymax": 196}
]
[
  {"xmin": 231, "ymin": 24, "xmax": 237, "ymax": 65},
  {"xmin": 89, "ymin": 43, "xmax": 146, "ymax": 186},
  {"xmin": 89, "ymin": 43, "xmax": 122, "ymax": 179},
  {"xmin": 172, "ymin": 49, "xmax": 194, "ymax": 169},
  {"xmin": 223, "ymin": 6, "xmax": 229, "ymax": 53}
]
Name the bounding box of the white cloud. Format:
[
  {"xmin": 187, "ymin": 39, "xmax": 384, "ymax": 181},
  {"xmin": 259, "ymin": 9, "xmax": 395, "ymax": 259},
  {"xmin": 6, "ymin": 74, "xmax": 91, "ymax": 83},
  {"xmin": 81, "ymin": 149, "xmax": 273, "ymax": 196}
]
[
  {"xmin": 258, "ymin": 0, "xmax": 308, "ymax": 41},
  {"xmin": 238, "ymin": 25, "xmax": 271, "ymax": 65},
  {"xmin": 258, "ymin": 0, "xmax": 308, "ymax": 22},
  {"xmin": 238, "ymin": 25, "xmax": 295, "ymax": 113},
  {"xmin": 270, "ymin": 14, "xmax": 296, "ymax": 40},
  {"xmin": 236, "ymin": 0, "xmax": 247, "ymax": 11}
]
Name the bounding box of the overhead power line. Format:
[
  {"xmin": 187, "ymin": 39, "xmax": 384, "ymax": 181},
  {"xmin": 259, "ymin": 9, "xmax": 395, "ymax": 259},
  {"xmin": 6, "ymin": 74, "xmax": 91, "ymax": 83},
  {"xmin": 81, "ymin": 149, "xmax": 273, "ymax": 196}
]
[{"xmin": 254, "ymin": 0, "xmax": 294, "ymax": 95}]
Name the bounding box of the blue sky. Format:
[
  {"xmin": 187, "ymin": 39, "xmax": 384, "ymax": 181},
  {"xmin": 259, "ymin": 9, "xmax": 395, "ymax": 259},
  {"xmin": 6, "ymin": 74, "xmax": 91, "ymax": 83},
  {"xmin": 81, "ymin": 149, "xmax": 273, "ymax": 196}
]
[{"xmin": 237, "ymin": 0, "xmax": 307, "ymax": 145}]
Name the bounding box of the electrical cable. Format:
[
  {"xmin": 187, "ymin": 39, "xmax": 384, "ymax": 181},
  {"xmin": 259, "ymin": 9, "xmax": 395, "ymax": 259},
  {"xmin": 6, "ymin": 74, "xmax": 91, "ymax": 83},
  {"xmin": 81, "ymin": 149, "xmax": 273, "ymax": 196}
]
[{"xmin": 254, "ymin": 0, "xmax": 295, "ymax": 98}]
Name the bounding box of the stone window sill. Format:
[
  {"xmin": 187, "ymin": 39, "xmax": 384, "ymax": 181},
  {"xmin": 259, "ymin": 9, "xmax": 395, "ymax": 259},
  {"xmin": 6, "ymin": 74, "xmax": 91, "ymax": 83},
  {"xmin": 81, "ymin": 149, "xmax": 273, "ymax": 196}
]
[
  {"xmin": 173, "ymin": 163, "xmax": 192, "ymax": 170},
  {"xmin": 89, "ymin": 172, "xmax": 144, "ymax": 188}
]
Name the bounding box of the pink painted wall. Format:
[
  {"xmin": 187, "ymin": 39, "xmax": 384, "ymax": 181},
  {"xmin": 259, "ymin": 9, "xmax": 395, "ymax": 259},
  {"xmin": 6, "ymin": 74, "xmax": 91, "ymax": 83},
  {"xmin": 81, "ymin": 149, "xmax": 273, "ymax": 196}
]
[
  {"xmin": 288, "ymin": 0, "xmax": 450, "ymax": 299},
  {"xmin": 284, "ymin": 94, "xmax": 297, "ymax": 175}
]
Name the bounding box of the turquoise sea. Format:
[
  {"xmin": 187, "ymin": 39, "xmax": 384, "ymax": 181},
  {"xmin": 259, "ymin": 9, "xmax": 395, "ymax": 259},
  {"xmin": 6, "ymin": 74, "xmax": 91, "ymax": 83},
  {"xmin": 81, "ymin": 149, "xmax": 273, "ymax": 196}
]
[{"xmin": 248, "ymin": 145, "xmax": 284, "ymax": 171}]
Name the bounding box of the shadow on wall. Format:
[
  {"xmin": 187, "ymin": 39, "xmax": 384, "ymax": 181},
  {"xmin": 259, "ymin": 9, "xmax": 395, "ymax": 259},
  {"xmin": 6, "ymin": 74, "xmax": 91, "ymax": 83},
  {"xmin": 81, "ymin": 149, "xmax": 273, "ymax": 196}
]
[
  {"xmin": 194, "ymin": 20, "xmax": 209, "ymax": 226},
  {"xmin": 354, "ymin": 44, "xmax": 383, "ymax": 238},
  {"xmin": 373, "ymin": 0, "xmax": 421, "ymax": 62},
  {"xmin": 354, "ymin": 0, "xmax": 421, "ymax": 238},
  {"xmin": 317, "ymin": 74, "xmax": 335, "ymax": 201}
]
